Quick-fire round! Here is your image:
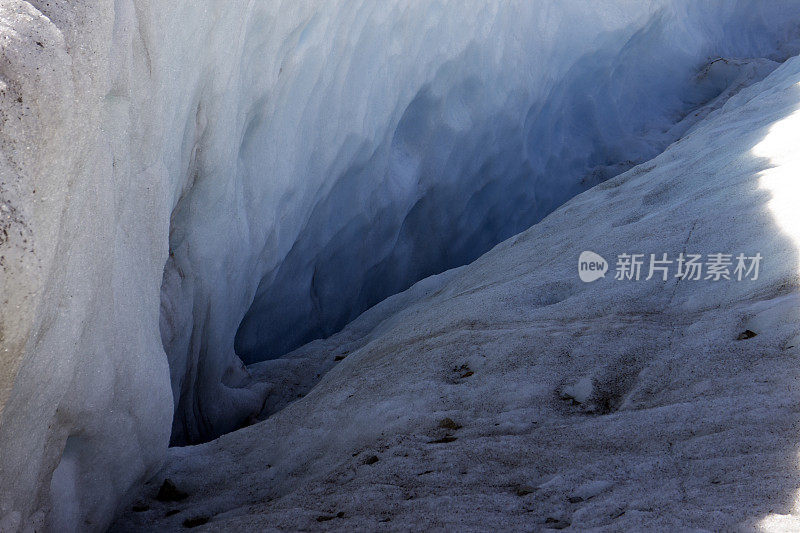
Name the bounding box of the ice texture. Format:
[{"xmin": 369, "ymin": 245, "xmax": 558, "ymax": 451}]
[
  {"xmin": 2, "ymin": 1, "xmax": 800, "ymax": 531},
  {"xmin": 115, "ymin": 50, "xmax": 800, "ymax": 532},
  {"xmin": 233, "ymin": 2, "xmax": 800, "ymax": 364}
]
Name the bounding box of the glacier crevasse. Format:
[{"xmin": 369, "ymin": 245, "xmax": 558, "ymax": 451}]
[{"xmin": 2, "ymin": 1, "xmax": 800, "ymax": 531}]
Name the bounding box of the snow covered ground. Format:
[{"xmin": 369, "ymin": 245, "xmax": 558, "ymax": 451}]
[{"xmin": 113, "ymin": 46, "xmax": 800, "ymax": 531}]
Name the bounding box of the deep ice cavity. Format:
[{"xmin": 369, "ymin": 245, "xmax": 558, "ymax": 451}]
[{"xmin": 233, "ymin": 2, "xmax": 799, "ymax": 363}]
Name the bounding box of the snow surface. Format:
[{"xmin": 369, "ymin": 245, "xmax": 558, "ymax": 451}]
[
  {"xmin": 3, "ymin": 1, "xmax": 800, "ymax": 531},
  {"xmin": 113, "ymin": 48, "xmax": 800, "ymax": 531}
]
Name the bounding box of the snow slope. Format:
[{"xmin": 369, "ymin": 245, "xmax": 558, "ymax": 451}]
[
  {"xmin": 114, "ymin": 50, "xmax": 800, "ymax": 532},
  {"xmin": 3, "ymin": 1, "xmax": 800, "ymax": 532}
]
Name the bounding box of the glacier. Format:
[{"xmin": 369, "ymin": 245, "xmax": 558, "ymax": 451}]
[
  {"xmin": 2, "ymin": 1, "xmax": 800, "ymax": 531},
  {"xmin": 115, "ymin": 49, "xmax": 800, "ymax": 532}
]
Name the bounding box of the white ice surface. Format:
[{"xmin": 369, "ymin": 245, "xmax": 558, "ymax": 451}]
[
  {"xmin": 113, "ymin": 51, "xmax": 800, "ymax": 532},
  {"xmin": 3, "ymin": 1, "xmax": 800, "ymax": 532}
]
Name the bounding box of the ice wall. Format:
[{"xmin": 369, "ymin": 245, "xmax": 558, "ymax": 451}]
[
  {"xmin": 1, "ymin": 1, "xmax": 800, "ymax": 531},
  {"xmin": 163, "ymin": 0, "xmax": 667, "ymax": 445},
  {"xmin": 0, "ymin": 1, "xmax": 173, "ymax": 531},
  {"xmin": 234, "ymin": 1, "xmax": 800, "ymax": 362}
]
